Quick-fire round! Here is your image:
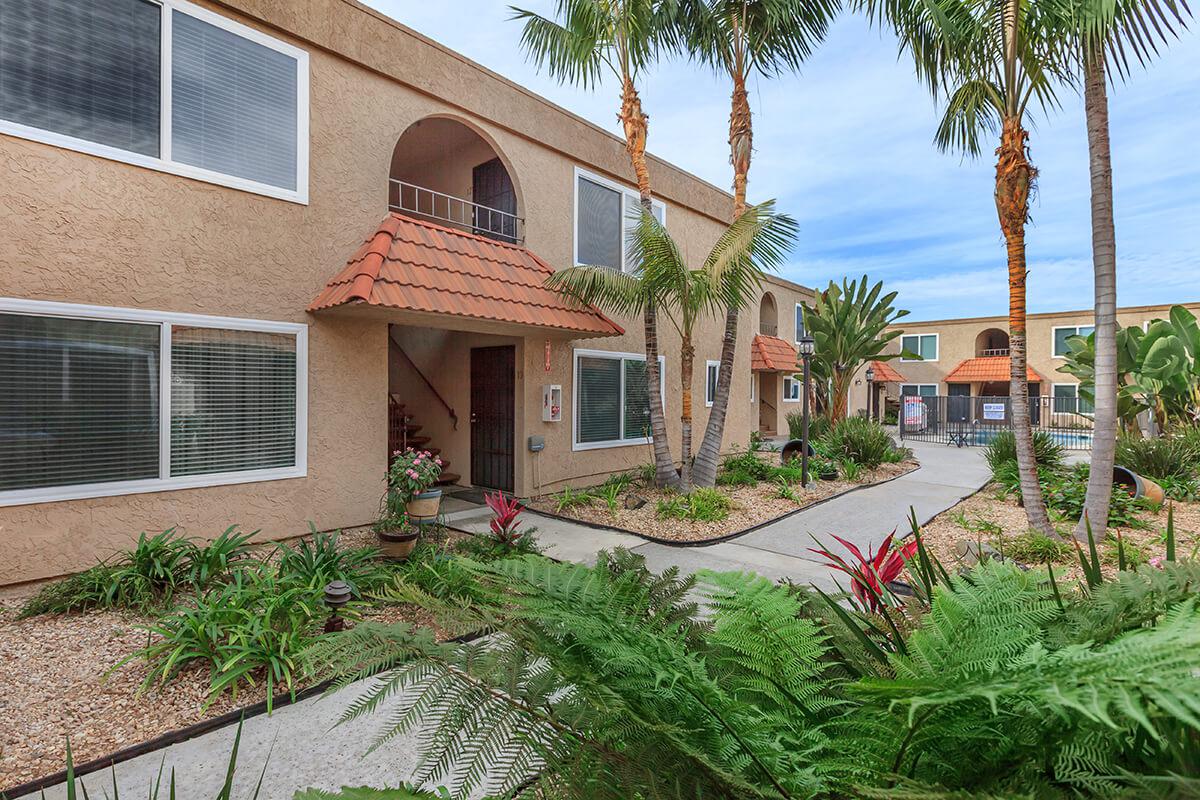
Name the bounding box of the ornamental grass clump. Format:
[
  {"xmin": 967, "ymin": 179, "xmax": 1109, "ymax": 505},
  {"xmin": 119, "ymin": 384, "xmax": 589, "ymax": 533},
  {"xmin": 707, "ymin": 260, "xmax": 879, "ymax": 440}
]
[
  {"xmin": 818, "ymin": 416, "xmax": 896, "ymax": 468},
  {"xmin": 984, "ymin": 429, "xmax": 1065, "ymax": 475}
]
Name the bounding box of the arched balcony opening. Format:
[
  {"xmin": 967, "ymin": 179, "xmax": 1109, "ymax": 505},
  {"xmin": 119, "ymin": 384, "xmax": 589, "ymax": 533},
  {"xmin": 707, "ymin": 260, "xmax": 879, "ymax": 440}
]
[
  {"xmin": 388, "ymin": 116, "xmax": 524, "ymax": 243},
  {"xmin": 975, "ymin": 327, "xmax": 1010, "ymax": 357},
  {"xmin": 759, "ymin": 292, "xmax": 778, "ymax": 337}
]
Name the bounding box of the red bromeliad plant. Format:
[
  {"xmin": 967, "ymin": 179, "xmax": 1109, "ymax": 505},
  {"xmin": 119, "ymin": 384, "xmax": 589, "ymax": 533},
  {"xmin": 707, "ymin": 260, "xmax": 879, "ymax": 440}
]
[
  {"xmin": 485, "ymin": 491, "xmax": 525, "ymax": 547},
  {"xmin": 811, "ymin": 531, "xmax": 919, "ymax": 613}
]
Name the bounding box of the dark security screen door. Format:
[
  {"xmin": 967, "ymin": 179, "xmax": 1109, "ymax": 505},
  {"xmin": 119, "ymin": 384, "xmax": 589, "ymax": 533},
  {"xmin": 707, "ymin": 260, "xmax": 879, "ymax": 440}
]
[
  {"xmin": 472, "ymin": 158, "xmax": 517, "ymax": 241},
  {"xmin": 470, "ymin": 346, "xmax": 515, "ymax": 492}
]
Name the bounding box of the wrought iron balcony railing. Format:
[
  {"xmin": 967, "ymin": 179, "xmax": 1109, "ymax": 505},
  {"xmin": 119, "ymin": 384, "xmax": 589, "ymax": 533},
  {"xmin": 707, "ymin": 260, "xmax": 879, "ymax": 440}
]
[
  {"xmin": 979, "ymin": 348, "xmax": 1011, "ymax": 357},
  {"xmin": 388, "ymin": 179, "xmax": 523, "ymax": 244}
]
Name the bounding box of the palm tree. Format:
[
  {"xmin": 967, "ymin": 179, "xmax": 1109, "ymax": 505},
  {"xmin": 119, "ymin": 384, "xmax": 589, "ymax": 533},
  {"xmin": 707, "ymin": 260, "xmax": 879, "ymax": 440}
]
[
  {"xmin": 863, "ymin": 0, "xmax": 1068, "ymax": 535},
  {"xmin": 512, "ymin": 0, "xmax": 682, "ymax": 488},
  {"xmin": 675, "ymin": 0, "xmax": 841, "ymax": 487},
  {"xmin": 1057, "ymin": 0, "xmax": 1191, "ymax": 540},
  {"xmin": 804, "ymin": 276, "xmax": 911, "ymax": 421},
  {"xmin": 549, "ymin": 203, "xmax": 799, "ymax": 489}
]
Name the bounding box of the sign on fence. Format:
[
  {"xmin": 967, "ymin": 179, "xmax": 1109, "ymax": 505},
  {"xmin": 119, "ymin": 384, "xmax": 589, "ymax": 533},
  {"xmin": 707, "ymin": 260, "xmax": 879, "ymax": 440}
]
[
  {"xmin": 982, "ymin": 402, "xmax": 1006, "ymax": 421},
  {"xmin": 902, "ymin": 396, "xmax": 927, "ymax": 430}
]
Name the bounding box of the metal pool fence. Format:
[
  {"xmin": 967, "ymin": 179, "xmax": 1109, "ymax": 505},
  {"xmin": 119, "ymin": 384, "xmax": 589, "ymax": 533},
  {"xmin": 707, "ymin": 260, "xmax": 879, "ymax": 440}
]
[{"xmin": 898, "ymin": 395, "xmax": 1095, "ymax": 450}]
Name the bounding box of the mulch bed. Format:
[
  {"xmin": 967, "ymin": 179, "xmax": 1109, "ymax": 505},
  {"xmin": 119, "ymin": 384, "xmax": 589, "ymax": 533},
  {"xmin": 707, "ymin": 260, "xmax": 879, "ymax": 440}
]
[
  {"xmin": 918, "ymin": 486, "xmax": 1200, "ymax": 582},
  {"xmin": 0, "ymin": 526, "xmax": 461, "ymax": 789},
  {"xmin": 528, "ymin": 461, "xmax": 918, "ymax": 543}
]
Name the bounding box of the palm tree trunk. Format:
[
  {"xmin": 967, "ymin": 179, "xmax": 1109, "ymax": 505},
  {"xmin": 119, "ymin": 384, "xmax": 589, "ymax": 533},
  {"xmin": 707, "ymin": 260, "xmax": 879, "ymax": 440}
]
[
  {"xmin": 680, "ymin": 337, "xmax": 695, "ymax": 489},
  {"xmin": 619, "ymin": 76, "xmax": 679, "ymax": 489},
  {"xmin": 996, "ymin": 117, "xmax": 1054, "ymax": 536},
  {"xmin": 1077, "ymin": 55, "xmax": 1118, "ymax": 541},
  {"xmin": 694, "ymin": 72, "xmax": 753, "ymax": 488}
]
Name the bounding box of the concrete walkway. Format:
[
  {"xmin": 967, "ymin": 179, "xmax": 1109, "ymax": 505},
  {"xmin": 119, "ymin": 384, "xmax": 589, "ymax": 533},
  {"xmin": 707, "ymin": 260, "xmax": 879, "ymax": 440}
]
[
  {"xmin": 447, "ymin": 439, "xmax": 991, "ymax": 590},
  {"xmin": 22, "ymin": 441, "xmax": 989, "ymax": 800}
]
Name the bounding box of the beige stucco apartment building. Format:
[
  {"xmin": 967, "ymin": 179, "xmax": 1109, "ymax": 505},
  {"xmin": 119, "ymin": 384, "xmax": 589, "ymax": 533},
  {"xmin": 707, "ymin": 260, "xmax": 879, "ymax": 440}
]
[
  {"xmin": 0, "ymin": 0, "xmax": 813, "ymax": 585},
  {"xmin": 847, "ymin": 302, "xmax": 1200, "ymax": 417}
]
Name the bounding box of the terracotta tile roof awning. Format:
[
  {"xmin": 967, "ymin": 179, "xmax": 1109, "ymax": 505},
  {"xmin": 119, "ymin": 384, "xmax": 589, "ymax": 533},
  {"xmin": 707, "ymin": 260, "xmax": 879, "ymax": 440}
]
[
  {"xmin": 751, "ymin": 334, "xmax": 799, "ymax": 372},
  {"xmin": 944, "ymin": 356, "xmax": 1044, "ymax": 383},
  {"xmin": 869, "ymin": 360, "xmax": 906, "ymax": 383},
  {"xmin": 309, "ymin": 213, "xmax": 624, "ymax": 337}
]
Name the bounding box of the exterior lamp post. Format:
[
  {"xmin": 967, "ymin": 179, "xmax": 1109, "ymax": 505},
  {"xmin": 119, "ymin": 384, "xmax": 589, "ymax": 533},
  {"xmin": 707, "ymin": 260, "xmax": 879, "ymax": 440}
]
[
  {"xmin": 798, "ymin": 334, "xmax": 816, "ymax": 487},
  {"xmin": 865, "ymin": 365, "xmax": 876, "ymax": 421},
  {"xmin": 323, "ymin": 579, "xmax": 353, "ymax": 633}
]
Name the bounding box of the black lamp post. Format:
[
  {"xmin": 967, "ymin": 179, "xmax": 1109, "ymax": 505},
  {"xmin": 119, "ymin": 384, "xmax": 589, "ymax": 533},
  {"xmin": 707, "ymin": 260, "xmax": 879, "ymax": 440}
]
[
  {"xmin": 865, "ymin": 365, "xmax": 876, "ymax": 421},
  {"xmin": 798, "ymin": 334, "xmax": 816, "ymax": 487},
  {"xmin": 323, "ymin": 579, "xmax": 352, "ymax": 633}
]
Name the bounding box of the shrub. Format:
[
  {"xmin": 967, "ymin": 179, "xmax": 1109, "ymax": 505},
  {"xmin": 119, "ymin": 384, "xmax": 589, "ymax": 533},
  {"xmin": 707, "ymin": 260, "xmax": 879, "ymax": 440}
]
[
  {"xmin": 1159, "ymin": 474, "xmax": 1200, "ymax": 502},
  {"xmin": 188, "ymin": 526, "xmax": 256, "ymax": 589},
  {"xmin": 554, "ymin": 485, "xmax": 594, "ymax": 512},
  {"xmin": 655, "ymin": 488, "xmax": 732, "ymax": 522},
  {"xmin": 786, "ymin": 411, "xmax": 832, "ymax": 441},
  {"xmin": 1114, "ymin": 434, "xmax": 1200, "ymax": 482},
  {"xmin": 838, "ymin": 459, "xmax": 863, "ymax": 482},
  {"xmin": 983, "ymin": 430, "xmax": 1065, "ymax": 475},
  {"xmin": 274, "ymin": 530, "xmax": 387, "ymax": 597},
  {"xmin": 18, "ymin": 565, "xmax": 117, "ymax": 618},
  {"xmin": 1042, "ymin": 465, "xmax": 1148, "ymax": 530},
  {"xmin": 129, "ymin": 565, "xmax": 324, "ymax": 709},
  {"xmin": 1000, "ymin": 530, "xmax": 1072, "ymax": 563},
  {"xmin": 719, "ymin": 451, "xmax": 773, "ymax": 481},
  {"xmin": 716, "ymin": 468, "xmax": 758, "ymax": 487},
  {"xmin": 818, "ymin": 416, "xmax": 895, "ymax": 468}
]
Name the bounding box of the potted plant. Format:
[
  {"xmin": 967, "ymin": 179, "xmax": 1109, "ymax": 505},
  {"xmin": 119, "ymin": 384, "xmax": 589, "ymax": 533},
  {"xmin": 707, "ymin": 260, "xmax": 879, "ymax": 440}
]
[
  {"xmin": 373, "ymin": 505, "xmax": 418, "ymax": 561},
  {"xmin": 390, "ymin": 448, "xmax": 444, "ymax": 525}
]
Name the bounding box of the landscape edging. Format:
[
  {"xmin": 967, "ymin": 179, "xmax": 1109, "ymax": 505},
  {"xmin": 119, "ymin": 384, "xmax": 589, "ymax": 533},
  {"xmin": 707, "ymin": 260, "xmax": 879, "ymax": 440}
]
[
  {"xmin": 1, "ymin": 627, "xmax": 489, "ymax": 799},
  {"xmin": 519, "ymin": 462, "xmax": 921, "ymax": 548}
]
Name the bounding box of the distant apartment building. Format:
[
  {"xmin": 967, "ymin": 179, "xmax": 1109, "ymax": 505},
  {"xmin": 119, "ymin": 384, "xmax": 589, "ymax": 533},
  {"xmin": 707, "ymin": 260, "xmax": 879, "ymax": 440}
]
[
  {"xmin": 848, "ymin": 302, "xmax": 1200, "ymax": 418},
  {"xmin": 0, "ymin": 0, "xmax": 813, "ymax": 585}
]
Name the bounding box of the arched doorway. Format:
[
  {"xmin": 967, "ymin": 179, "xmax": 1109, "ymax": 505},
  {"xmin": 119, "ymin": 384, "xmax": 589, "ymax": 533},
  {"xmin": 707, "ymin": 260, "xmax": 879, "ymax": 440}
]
[
  {"xmin": 388, "ymin": 116, "xmax": 523, "ymax": 243},
  {"xmin": 975, "ymin": 327, "xmax": 1010, "ymax": 357},
  {"xmin": 759, "ymin": 292, "xmax": 778, "ymax": 337}
]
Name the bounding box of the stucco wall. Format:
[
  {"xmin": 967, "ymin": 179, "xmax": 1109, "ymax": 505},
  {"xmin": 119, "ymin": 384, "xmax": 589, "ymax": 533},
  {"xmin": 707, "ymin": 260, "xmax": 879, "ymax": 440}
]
[
  {"xmin": 846, "ymin": 303, "xmax": 1200, "ymax": 415},
  {"xmin": 0, "ymin": 0, "xmax": 814, "ymax": 584}
]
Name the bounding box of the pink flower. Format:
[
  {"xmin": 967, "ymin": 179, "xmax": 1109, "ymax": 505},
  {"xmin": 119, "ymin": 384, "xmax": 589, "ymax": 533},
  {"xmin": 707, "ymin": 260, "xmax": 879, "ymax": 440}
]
[{"xmin": 1149, "ymin": 556, "xmax": 1165, "ymax": 569}]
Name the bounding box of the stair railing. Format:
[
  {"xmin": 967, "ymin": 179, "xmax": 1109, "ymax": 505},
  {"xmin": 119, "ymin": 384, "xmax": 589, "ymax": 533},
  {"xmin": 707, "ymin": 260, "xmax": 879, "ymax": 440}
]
[{"xmin": 391, "ymin": 341, "xmax": 459, "ymax": 430}]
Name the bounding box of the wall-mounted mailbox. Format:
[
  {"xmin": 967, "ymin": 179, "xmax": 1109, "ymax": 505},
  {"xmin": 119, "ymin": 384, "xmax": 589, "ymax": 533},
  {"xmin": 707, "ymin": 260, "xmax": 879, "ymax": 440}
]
[
  {"xmin": 542, "ymin": 384, "xmax": 562, "ymax": 422},
  {"xmin": 528, "ymin": 435, "xmax": 545, "ymax": 453}
]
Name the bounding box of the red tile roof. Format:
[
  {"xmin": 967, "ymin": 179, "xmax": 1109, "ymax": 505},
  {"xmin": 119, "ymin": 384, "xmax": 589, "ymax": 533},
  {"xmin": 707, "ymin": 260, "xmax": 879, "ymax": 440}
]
[
  {"xmin": 751, "ymin": 334, "xmax": 799, "ymax": 372},
  {"xmin": 309, "ymin": 213, "xmax": 624, "ymax": 337},
  {"xmin": 944, "ymin": 356, "xmax": 1044, "ymax": 383},
  {"xmin": 869, "ymin": 360, "xmax": 906, "ymax": 383}
]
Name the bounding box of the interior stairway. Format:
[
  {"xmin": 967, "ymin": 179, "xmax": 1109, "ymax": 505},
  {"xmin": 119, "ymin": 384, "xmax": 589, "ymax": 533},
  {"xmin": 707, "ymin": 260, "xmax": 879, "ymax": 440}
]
[{"xmin": 388, "ymin": 395, "xmax": 461, "ymax": 486}]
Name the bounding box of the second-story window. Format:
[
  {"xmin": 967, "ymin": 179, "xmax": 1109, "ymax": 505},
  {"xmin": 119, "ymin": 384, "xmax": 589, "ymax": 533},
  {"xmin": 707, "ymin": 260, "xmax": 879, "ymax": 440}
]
[
  {"xmin": 901, "ymin": 333, "xmax": 938, "ymax": 361},
  {"xmin": 574, "ymin": 168, "xmax": 665, "ymax": 272},
  {"xmin": 0, "ymin": 0, "xmax": 308, "ymax": 202}
]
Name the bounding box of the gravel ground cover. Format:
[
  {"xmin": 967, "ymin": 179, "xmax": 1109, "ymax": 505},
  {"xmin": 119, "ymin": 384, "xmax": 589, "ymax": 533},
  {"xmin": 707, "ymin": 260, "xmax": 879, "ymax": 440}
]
[
  {"xmin": 918, "ymin": 486, "xmax": 1200, "ymax": 582},
  {"xmin": 529, "ymin": 461, "xmax": 917, "ymax": 542},
  {"xmin": 0, "ymin": 526, "xmax": 462, "ymax": 790}
]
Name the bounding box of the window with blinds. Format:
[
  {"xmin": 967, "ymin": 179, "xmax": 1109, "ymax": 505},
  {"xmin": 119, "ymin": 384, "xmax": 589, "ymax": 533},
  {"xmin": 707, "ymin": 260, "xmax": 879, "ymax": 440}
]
[
  {"xmin": 170, "ymin": 327, "xmax": 297, "ymax": 476},
  {"xmin": 0, "ymin": 0, "xmax": 307, "ymax": 200},
  {"xmin": 575, "ymin": 170, "xmax": 665, "ymax": 272},
  {"xmin": 574, "ymin": 351, "xmax": 659, "ymax": 448},
  {"xmin": 0, "ymin": 313, "xmax": 160, "ymax": 491},
  {"xmin": 0, "ymin": 303, "xmax": 305, "ymax": 506},
  {"xmin": 0, "ymin": 0, "xmax": 161, "ymax": 155},
  {"xmin": 171, "ymin": 11, "xmax": 299, "ymax": 191}
]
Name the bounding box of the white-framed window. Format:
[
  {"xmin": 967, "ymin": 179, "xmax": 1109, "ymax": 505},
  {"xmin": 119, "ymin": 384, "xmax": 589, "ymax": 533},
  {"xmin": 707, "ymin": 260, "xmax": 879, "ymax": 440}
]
[
  {"xmin": 0, "ymin": 0, "xmax": 309, "ymax": 203},
  {"xmin": 1052, "ymin": 383, "xmax": 1094, "ymax": 414},
  {"xmin": 1052, "ymin": 325, "xmax": 1095, "ymax": 358},
  {"xmin": 573, "ymin": 167, "xmax": 666, "ymax": 272},
  {"xmin": 900, "ymin": 333, "xmax": 938, "ymax": 362},
  {"xmin": 795, "ymin": 303, "xmax": 807, "ymax": 342},
  {"xmin": 573, "ymin": 349, "xmax": 665, "ymax": 451},
  {"xmin": 900, "ymin": 384, "xmax": 938, "ymax": 398},
  {"xmin": 0, "ymin": 298, "xmax": 307, "ymax": 507},
  {"xmin": 782, "ymin": 375, "xmax": 802, "ymax": 402},
  {"xmin": 705, "ymin": 360, "xmax": 720, "ymax": 407}
]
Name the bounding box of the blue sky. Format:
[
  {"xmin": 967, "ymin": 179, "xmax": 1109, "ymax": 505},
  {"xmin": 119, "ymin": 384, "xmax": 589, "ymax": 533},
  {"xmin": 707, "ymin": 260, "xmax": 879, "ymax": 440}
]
[{"xmin": 367, "ymin": 1, "xmax": 1199, "ymax": 321}]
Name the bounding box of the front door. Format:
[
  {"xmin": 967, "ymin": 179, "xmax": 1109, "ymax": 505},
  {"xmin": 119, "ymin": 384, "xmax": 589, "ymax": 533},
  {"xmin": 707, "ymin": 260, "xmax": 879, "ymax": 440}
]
[
  {"xmin": 758, "ymin": 372, "xmax": 777, "ymax": 434},
  {"xmin": 470, "ymin": 346, "xmax": 515, "ymax": 492},
  {"xmin": 947, "ymin": 383, "xmax": 971, "ymax": 422}
]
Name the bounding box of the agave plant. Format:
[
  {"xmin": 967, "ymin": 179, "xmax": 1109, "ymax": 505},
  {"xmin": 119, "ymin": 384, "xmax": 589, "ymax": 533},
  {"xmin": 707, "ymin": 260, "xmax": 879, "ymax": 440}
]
[{"xmin": 810, "ymin": 530, "xmax": 918, "ymax": 612}]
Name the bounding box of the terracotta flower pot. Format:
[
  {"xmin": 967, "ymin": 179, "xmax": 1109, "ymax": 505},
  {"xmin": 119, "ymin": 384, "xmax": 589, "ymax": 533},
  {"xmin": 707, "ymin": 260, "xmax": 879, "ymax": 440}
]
[
  {"xmin": 376, "ymin": 528, "xmax": 419, "ymax": 560},
  {"xmin": 406, "ymin": 488, "xmax": 443, "ymax": 526}
]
